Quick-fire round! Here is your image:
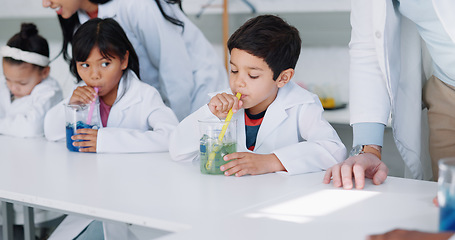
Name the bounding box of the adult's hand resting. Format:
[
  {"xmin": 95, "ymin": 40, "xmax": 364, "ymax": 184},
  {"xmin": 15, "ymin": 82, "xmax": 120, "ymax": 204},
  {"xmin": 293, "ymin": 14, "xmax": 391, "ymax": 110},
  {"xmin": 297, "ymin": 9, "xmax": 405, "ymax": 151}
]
[{"xmin": 323, "ymin": 153, "xmax": 388, "ymax": 189}]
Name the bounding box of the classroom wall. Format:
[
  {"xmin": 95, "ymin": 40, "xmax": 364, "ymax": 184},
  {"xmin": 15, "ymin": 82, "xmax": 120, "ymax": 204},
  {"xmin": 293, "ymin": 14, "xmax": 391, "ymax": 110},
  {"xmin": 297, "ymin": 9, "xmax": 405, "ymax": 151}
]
[{"xmin": 0, "ymin": 11, "xmax": 351, "ymax": 101}]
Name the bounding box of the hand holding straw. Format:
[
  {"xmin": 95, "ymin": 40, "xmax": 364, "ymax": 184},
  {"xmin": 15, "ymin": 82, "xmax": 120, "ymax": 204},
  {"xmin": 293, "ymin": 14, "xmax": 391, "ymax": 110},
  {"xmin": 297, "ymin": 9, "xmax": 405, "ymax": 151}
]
[
  {"xmin": 86, "ymin": 87, "xmax": 99, "ymax": 125},
  {"xmin": 218, "ymin": 92, "xmax": 241, "ymax": 141},
  {"xmin": 206, "ymin": 92, "xmax": 241, "ymax": 170}
]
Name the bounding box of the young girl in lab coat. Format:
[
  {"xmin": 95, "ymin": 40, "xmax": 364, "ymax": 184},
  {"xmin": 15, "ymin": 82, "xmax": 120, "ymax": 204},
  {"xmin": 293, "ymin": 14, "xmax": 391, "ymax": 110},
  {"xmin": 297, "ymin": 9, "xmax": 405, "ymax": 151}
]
[
  {"xmin": 0, "ymin": 23, "xmax": 62, "ymax": 138},
  {"xmin": 0, "ymin": 22, "xmax": 64, "ymax": 238},
  {"xmin": 45, "ymin": 18, "xmax": 178, "ymax": 240},
  {"xmin": 42, "ymin": 0, "xmax": 228, "ymax": 120},
  {"xmin": 44, "ymin": 17, "xmax": 178, "ymax": 153},
  {"xmin": 170, "ymin": 15, "xmax": 346, "ymax": 176}
]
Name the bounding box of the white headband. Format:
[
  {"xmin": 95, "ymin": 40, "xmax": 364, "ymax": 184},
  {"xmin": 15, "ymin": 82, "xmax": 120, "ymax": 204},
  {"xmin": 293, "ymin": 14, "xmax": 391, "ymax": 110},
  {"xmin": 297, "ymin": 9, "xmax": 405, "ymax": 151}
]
[{"xmin": 0, "ymin": 45, "xmax": 50, "ymax": 67}]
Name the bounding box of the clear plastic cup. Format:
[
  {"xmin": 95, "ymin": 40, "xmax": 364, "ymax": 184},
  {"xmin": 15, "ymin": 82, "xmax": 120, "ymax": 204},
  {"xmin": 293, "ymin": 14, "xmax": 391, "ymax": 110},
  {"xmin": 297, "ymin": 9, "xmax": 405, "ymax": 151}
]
[
  {"xmin": 65, "ymin": 103, "xmax": 100, "ymax": 152},
  {"xmin": 199, "ymin": 120, "xmax": 237, "ymax": 174}
]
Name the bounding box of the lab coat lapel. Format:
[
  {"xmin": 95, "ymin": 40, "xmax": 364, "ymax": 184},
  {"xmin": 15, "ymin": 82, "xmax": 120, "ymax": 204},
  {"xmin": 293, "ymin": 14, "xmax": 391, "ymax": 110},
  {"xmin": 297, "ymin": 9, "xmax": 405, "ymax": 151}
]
[
  {"xmin": 254, "ymin": 100, "xmax": 287, "ymax": 151},
  {"xmin": 107, "ymin": 71, "xmax": 142, "ymax": 126},
  {"xmin": 77, "ymin": 0, "xmax": 116, "ymax": 24},
  {"xmin": 253, "ymin": 82, "xmax": 313, "ymax": 151},
  {"xmin": 97, "ymin": 0, "xmax": 117, "ymax": 19},
  {"xmin": 253, "ymin": 85, "xmax": 292, "ymax": 151}
]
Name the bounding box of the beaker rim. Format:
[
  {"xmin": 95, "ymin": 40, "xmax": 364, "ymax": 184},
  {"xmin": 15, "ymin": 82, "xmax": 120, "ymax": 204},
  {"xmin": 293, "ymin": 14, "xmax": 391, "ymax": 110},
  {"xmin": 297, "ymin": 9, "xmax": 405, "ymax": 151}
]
[
  {"xmin": 198, "ymin": 119, "xmax": 237, "ymax": 123},
  {"xmin": 438, "ymin": 157, "xmax": 455, "ymax": 169}
]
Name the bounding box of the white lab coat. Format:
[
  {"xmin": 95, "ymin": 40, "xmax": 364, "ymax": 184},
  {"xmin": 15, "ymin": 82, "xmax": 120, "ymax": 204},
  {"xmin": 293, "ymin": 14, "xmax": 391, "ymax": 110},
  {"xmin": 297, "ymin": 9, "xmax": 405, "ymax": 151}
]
[
  {"xmin": 0, "ymin": 76, "xmax": 63, "ymax": 225},
  {"xmin": 77, "ymin": 0, "xmax": 228, "ymax": 121},
  {"xmin": 349, "ymin": 0, "xmax": 455, "ymax": 179},
  {"xmin": 0, "ymin": 76, "xmax": 62, "ymax": 138},
  {"xmin": 44, "ymin": 70, "xmax": 179, "ymax": 153},
  {"xmin": 170, "ymin": 81, "xmax": 346, "ymax": 175}
]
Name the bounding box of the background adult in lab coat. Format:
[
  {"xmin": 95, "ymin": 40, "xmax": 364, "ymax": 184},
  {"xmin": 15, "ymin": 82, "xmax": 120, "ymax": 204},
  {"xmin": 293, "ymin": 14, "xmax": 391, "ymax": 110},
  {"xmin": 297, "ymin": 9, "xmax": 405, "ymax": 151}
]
[
  {"xmin": 42, "ymin": 0, "xmax": 228, "ymax": 120},
  {"xmin": 324, "ymin": 0, "xmax": 455, "ymax": 189}
]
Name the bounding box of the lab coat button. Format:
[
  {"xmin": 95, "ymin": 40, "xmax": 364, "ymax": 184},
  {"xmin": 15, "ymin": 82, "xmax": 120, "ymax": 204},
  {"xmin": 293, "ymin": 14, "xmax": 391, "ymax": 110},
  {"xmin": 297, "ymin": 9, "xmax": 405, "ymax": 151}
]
[{"xmin": 375, "ymin": 31, "xmax": 382, "ymax": 38}]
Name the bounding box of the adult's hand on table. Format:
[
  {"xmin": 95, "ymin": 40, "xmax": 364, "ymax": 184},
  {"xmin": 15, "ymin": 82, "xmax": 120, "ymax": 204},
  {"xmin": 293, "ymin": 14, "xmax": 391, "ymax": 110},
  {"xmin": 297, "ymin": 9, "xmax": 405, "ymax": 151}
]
[{"xmin": 323, "ymin": 153, "xmax": 388, "ymax": 189}]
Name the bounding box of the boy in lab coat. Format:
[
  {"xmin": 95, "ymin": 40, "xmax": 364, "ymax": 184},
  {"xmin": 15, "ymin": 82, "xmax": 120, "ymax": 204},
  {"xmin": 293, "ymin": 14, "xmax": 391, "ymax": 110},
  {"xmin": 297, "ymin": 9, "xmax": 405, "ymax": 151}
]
[{"xmin": 170, "ymin": 15, "xmax": 346, "ymax": 176}]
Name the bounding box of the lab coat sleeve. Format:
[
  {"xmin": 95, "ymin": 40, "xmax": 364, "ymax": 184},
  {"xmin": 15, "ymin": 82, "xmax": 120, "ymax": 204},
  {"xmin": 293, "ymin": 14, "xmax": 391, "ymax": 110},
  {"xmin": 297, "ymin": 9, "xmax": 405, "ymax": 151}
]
[
  {"xmin": 273, "ymin": 97, "xmax": 346, "ymax": 175},
  {"xmin": 349, "ymin": 0, "xmax": 391, "ymax": 126},
  {"xmin": 0, "ymin": 81, "xmax": 62, "ymax": 138},
  {"xmin": 96, "ymin": 91, "xmax": 179, "ymax": 153},
  {"xmin": 124, "ymin": 1, "xmax": 193, "ymax": 120},
  {"xmin": 169, "ymin": 104, "xmax": 219, "ymax": 162},
  {"xmin": 44, "ymin": 98, "xmax": 69, "ymax": 141},
  {"xmin": 189, "ymin": 48, "xmax": 228, "ymax": 114}
]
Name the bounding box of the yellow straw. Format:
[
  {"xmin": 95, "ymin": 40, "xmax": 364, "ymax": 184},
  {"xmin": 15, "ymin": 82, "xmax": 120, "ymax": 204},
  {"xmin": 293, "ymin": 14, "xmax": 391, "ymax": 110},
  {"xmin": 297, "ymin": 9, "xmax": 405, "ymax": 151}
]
[
  {"xmin": 218, "ymin": 92, "xmax": 241, "ymax": 142},
  {"xmin": 206, "ymin": 92, "xmax": 241, "ymax": 170}
]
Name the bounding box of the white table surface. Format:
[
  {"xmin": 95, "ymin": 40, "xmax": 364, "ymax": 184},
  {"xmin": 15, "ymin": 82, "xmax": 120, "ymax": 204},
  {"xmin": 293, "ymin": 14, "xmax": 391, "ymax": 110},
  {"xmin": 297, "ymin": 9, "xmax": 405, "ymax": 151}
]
[
  {"xmin": 0, "ymin": 135, "xmax": 438, "ymax": 239},
  {"xmin": 160, "ymin": 176, "xmax": 438, "ymax": 239},
  {"xmin": 0, "ymin": 136, "xmax": 325, "ymax": 232}
]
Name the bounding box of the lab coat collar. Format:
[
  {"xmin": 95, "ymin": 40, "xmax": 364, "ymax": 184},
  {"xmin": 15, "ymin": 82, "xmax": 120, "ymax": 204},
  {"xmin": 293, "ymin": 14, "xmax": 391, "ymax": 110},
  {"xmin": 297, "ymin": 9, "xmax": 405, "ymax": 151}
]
[
  {"xmin": 254, "ymin": 81, "xmax": 314, "ymax": 150},
  {"xmin": 97, "ymin": 0, "xmax": 117, "ymax": 19},
  {"xmin": 101, "ymin": 70, "xmax": 142, "ymax": 128},
  {"xmin": 77, "ymin": 0, "xmax": 117, "ymax": 24},
  {"xmin": 112, "ymin": 70, "xmax": 142, "ymax": 111}
]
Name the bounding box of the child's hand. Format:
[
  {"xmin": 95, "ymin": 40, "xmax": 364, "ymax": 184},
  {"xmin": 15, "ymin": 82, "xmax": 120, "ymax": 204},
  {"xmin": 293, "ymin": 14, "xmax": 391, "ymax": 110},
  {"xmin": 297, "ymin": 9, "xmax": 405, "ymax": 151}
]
[
  {"xmin": 208, "ymin": 93, "xmax": 242, "ymax": 119},
  {"xmin": 69, "ymin": 86, "xmax": 97, "ymax": 105},
  {"xmin": 220, "ymin": 152, "xmax": 286, "ymax": 177},
  {"xmin": 71, "ymin": 128, "xmax": 98, "ymax": 152}
]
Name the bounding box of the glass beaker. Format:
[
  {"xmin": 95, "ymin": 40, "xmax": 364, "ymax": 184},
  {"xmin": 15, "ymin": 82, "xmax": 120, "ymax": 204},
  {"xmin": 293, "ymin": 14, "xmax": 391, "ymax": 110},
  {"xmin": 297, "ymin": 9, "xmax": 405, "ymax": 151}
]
[
  {"xmin": 65, "ymin": 103, "xmax": 100, "ymax": 152},
  {"xmin": 199, "ymin": 120, "xmax": 237, "ymax": 174}
]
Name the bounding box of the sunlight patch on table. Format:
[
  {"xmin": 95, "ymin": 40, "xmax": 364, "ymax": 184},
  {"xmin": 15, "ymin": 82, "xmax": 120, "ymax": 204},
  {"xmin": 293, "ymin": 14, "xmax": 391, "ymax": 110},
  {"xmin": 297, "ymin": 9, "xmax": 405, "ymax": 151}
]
[{"xmin": 245, "ymin": 189, "xmax": 379, "ymax": 224}]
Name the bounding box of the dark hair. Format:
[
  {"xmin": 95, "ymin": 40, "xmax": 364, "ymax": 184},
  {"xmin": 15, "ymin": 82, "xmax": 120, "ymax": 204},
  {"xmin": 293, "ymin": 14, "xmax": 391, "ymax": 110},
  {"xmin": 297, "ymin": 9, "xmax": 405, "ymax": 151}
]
[
  {"xmin": 58, "ymin": 0, "xmax": 183, "ymax": 63},
  {"xmin": 227, "ymin": 15, "xmax": 301, "ymax": 80},
  {"xmin": 70, "ymin": 18, "xmax": 140, "ymax": 83},
  {"xmin": 4, "ymin": 23, "xmax": 49, "ymax": 69}
]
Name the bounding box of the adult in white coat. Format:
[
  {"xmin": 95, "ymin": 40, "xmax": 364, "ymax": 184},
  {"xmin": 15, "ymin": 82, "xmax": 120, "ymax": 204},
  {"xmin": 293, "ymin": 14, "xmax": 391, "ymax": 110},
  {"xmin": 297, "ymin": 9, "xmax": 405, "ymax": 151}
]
[
  {"xmin": 170, "ymin": 15, "xmax": 346, "ymax": 176},
  {"xmin": 324, "ymin": 0, "xmax": 455, "ymax": 189},
  {"xmin": 42, "ymin": 0, "xmax": 228, "ymax": 120}
]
